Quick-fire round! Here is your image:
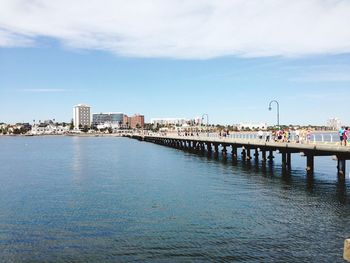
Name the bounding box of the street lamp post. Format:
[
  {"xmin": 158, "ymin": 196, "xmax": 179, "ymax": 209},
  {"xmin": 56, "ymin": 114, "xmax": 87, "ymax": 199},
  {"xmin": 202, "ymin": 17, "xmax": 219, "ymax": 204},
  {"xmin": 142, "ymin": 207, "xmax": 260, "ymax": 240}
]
[
  {"xmin": 268, "ymin": 100, "xmax": 280, "ymax": 129},
  {"xmin": 202, "ymin": 114, "xmax": 209, "ymax": 137}
]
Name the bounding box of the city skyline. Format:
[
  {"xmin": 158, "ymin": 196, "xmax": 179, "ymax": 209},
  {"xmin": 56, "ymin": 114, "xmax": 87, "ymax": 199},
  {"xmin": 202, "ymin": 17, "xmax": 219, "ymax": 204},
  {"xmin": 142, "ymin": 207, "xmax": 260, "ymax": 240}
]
[{"xmin": 1, "ymin": 1, "xmax": 350, "ymax": 125}]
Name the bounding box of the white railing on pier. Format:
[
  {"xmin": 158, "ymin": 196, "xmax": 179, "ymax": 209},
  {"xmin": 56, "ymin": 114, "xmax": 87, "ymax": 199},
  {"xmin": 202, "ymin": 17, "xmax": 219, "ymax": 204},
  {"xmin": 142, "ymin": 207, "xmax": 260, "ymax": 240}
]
[{"xmin": 140, "ymin": 131, "xmax": 343, "ymax": 146}]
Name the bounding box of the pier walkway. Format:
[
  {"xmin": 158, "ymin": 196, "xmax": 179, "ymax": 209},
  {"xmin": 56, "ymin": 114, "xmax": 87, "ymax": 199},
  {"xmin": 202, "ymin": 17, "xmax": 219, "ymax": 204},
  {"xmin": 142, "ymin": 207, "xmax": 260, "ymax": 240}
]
[{"xmin": 129, "ymin": 134, "xmax": 350, "ymax": 176}]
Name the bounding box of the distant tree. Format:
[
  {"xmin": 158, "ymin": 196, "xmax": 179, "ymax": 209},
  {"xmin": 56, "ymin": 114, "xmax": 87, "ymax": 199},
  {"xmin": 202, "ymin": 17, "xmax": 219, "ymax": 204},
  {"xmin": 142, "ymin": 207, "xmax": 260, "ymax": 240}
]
[
  {"xmin": 143, "ymin": 123, "xmax": 153, "ymax": 130},
  {"xmin": 19, "ymin": 127, "xmax": 28, "ymax": 134},
  {"xmin": 108, "ymin": 127, "xmax": 113, "ymax": 134},
  {"xmin": 69, "ymin": 119, "xmax": 74, "ymax": 130},
  {"xmin": 82, "ymin": 125, "xmax": 89, "ymax": 133},
  {"xmin": 13, "ymin": 128, "xmax": 21, "ymax": 134},
  {"xmin": 136, "ymin": 123, "xmax": 141, "ymax": 129}
]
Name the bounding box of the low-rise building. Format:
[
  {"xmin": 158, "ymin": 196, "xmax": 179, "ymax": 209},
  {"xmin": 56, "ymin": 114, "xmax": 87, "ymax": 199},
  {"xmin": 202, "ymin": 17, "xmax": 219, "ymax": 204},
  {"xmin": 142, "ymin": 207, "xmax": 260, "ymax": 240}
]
[
  {"xmin": 92, "ymin": 112, "xmax": 124, "ymax": 125},
  {"xmin": 31, "ymin": 123, "xmax": 69, "ymax": 135},
  {"xmin": 129, "ymin": 114, "xmax": 145, "ymax": 129},
  {"xmin": 151, "ymin": 117, "xmax": 202, "ymax": 126}
]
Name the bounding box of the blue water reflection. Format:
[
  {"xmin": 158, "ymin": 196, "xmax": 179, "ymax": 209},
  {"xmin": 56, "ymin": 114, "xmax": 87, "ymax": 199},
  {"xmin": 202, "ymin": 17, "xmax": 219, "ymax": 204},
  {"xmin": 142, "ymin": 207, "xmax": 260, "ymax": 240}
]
[{"xmin": 0, "ymin": 136, "xmax": 349, "ymax": 262}]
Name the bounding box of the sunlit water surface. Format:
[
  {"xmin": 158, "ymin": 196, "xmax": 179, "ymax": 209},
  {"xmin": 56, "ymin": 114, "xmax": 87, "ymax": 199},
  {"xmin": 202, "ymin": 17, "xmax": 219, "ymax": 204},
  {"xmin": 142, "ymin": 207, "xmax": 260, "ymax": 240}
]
[{"xmin": 0, "ymin": 136, "xmax": 350, "ymax": 262}]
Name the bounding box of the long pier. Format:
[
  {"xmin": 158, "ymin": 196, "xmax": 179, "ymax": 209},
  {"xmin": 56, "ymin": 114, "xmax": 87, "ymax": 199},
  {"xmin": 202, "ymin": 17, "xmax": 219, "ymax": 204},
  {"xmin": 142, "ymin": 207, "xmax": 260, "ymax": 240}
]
[{"xmin": 129, "ymin": 134, "xmax": 350, "ymax": 176}]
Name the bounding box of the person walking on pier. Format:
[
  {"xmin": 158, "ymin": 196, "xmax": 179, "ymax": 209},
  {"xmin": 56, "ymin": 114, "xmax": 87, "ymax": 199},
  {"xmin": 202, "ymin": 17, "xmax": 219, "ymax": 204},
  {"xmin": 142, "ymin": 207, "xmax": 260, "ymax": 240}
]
[
  {"xmin": 306, "ymin": 129, "xmax": 311, "ymax": 143},
  {"xmin": 339, "ymin": 127, "xmax": 345, "ymax": 146},
  {"xmin": 343, "ymin": 127, "xmax": 348, "ymax": 146},
  {"xmin": 295, "ymin": 129, "xmax": 300, "ymax": 143},
  {"xmin": 265, "ymin": 130, "xmax": 270, "ymax": 142}
]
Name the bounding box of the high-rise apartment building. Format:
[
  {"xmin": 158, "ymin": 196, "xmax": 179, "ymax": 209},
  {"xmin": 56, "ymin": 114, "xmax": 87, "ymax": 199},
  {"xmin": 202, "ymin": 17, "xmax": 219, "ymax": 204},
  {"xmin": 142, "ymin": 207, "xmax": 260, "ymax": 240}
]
[{"xmin": 73, "ymin": 104, "xmax": 91, "ymax": 129}]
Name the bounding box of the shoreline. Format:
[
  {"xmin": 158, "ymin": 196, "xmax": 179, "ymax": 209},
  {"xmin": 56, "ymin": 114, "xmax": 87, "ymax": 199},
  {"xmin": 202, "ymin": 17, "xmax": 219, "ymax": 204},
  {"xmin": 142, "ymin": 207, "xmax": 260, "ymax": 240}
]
[{"xmin": 0, "ymin": 133, "xmax": 127, "ymax": 137}]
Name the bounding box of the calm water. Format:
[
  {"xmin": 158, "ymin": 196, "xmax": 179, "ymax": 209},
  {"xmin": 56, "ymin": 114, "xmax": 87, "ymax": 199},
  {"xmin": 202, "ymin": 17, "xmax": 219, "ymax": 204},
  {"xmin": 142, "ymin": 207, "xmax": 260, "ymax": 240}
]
[{"xmin": 0, "ymin": 136, "xmax": 350, "ymax": 262}]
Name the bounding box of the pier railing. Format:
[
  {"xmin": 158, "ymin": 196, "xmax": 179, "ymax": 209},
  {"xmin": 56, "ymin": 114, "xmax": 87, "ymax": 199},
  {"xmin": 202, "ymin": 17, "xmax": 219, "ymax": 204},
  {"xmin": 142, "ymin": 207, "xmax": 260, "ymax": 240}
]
[{"xmin": 139, "ymin": 132, "xmax": 342, "ymax": 145}]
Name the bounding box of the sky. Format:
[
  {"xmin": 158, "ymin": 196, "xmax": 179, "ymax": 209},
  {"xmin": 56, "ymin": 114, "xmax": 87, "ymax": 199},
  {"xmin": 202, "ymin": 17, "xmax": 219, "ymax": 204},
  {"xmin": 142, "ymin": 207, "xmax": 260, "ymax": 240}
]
[{"xmin": 0, "ymin": 0, "xmax": 350, "ymax": 125}]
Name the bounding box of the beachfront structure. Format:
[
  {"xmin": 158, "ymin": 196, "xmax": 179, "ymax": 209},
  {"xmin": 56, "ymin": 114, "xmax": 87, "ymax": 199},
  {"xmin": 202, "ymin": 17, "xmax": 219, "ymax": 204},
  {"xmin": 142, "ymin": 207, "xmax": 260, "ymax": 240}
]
[
  {"xmin": 120, "ymin": 114, "xmax": 145, "ymax": 129},
  {"xmin": 73, "ymin": 104, "xmax": 91, "ymax": 130},
  {"xmin": 31, "ymin": 123, "xmax": 69, "ymax": 135},
  {"xmin": 92, "ymin": 112, "xmax": 124, "ymax": 125},
  {"xmin": 238, "ymin": 122, "xmax": 267, "ymax": 131},
  {"xmin": 151, "ymin": 117, "xmax": 202, "ymax": 126}
]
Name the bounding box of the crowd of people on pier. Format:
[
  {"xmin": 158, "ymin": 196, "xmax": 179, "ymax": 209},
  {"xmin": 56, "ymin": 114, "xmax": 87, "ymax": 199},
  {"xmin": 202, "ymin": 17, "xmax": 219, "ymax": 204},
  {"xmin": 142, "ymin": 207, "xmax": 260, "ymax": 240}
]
[
  {"xmin": 253, "ymin": 129, "xmax": 310, "ymax": 143},
  {"xmin": 267, "ymin": 129, "xmax": 312, "ymax": 143},
  {"xmin": 167, "ymin": 127, "xmax": 350, "ymax": 146}
]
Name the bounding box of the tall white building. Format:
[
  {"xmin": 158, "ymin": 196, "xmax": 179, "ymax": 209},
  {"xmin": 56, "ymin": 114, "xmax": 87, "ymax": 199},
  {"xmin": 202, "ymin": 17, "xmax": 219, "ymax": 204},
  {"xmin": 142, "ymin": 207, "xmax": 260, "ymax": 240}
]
[{"xmin": 73, "ymin": 104, "xmax": 91, "ymax": 129}]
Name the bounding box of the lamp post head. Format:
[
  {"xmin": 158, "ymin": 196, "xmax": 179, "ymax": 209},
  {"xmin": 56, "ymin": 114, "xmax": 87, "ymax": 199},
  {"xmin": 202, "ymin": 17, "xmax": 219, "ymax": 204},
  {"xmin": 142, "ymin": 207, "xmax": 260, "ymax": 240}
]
[{"xmin": 268, "ymin": 107, "xmax": 272, "ymax": 111}]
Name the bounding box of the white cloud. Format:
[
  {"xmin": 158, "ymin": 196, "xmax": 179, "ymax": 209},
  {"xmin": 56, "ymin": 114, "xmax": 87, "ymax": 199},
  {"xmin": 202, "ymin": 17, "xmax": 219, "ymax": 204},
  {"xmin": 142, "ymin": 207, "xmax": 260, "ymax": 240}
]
[
  {"xmin": 288, "ymin": 65, "xmax": 350, "ymax": 82},
  {"xmin": 0, "ymin": 29, "xmax": 33, "ymax": 47},
  {"xmin": 291, "ymin": 72, "xmax": 350, "ymax": 82},
  {"xmin": 0, "ymin": 0, "xmax": 350, "ymax": 59},
  {"xmin": 17, "ymin": 89, "xmax": 68, "ymax": 92}
]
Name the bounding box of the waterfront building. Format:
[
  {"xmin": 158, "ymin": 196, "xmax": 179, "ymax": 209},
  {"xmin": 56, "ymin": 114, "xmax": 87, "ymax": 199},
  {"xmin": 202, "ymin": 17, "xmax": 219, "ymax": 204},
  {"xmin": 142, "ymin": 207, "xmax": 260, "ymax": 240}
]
[
  {"xmin": 123, "ymin": 115, "xmax": 129, "ymax": 126},
  {"xmin": 238, "ymin": 122, "xmax": 267, "ymax": 131},
  {"xmin": 327, "ymin": 117, "xmax": 342, "ymax": 130},
  {"xmin": 151, "ymin": 117, "xmax": 202, "ymax": 126},
  {"xmin": 92, "ymin": 112, "xmax": 124, "ymax": 125},
  {"xmin": 73, "ymin": 104, "xmax": 91, "ymax": 130},
  {"xmin": 31, "ymin": 123, "xmax": 69, "ymax": 135},
  {"xmin": 129, "ymin": 114, "xmax": 145, "ymax": 129},
  {"xmin": 121, "ymin": 114, "xmax": 145, "ymax": 129}
]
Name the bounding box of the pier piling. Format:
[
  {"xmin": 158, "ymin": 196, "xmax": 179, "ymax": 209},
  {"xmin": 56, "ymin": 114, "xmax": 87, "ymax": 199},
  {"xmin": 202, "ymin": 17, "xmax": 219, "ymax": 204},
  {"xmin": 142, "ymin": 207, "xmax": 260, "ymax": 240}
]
[{"xmin": 306, "ymin": 155, "xmax": 314, "ymax": 174}]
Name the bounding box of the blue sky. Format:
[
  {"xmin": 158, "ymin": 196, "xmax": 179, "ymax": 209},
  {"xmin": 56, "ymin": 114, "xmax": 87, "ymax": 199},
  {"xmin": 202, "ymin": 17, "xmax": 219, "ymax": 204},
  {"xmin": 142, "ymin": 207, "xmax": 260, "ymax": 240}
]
[{"xmin": 1, "ymin": 0, "xmax": 350, "ymax": 125}]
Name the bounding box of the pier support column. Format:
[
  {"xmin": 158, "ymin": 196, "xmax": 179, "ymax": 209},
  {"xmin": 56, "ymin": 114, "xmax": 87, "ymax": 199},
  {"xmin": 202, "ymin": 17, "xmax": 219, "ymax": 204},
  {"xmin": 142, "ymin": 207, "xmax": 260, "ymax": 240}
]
[
  {"xmin": 200, "ymin": 143, "xmax": 205, "ymax": 154},
  {"xmin": 268, "ymin": 150, "xmax": 274, "ymax": 162},
  {"xmin": 189, "ymin": 141, "xmax": 196, "ymax": 152},
  {"xmin": 189, "ymin": 141, "xmax": 193, "ymax": 152},
  {"xmin": 306, "ymin": 155, "xmax": 314, "ymax": 175},
  {"xmin": 185, "ymin": 141, "xmax": 189, "ymax": 151},
  {"xmin": 207, "ymin": 142, "xmax": 212, "ymax": 156},
  {"xmin": 194, "ymin": 141, "xmax": 199, "ymax": 153},
  {"xmin": 281, "ymin": 152, "xmax": 287, "ymax": 169},
  {"xmin": 214, "ymin": 144, "xmax": 219, "ymax": 159},
  {"xmin": 337, "ymin": 157, "xmax": 346, "ymax": 176},
  {"xmin": 197, "ymin": 142, "xmax": 202, "ymax": 153},
  {"xmin": 254, "ymin": 149, "xmax": 259, "ymax": 159},
  {"xmin": 287, "ymin": 153, "xmax": 291, "ymax": 169},
  {"xmin": 222, "ymin": 145, "xmax": 227, "ymax": 160},
  {"xmin": 241, "ymin": 148, "xmax": 247, "ymax": 161},
  {"xmin": 231, "ymin": 147, "xmax": 238, "ymax": 160},
  {"xmin": 262, "ymin": 150, "xmax": 267, "ymax": 162},
  {"xmin": 246, "ymin": 148, "xmax": 251, "ymax": 160}
]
